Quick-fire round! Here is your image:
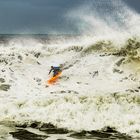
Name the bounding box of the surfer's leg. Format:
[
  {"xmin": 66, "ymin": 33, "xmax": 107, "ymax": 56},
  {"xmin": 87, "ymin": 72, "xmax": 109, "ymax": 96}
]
[{"xmin": 53, "ymin": 71, "xmax": 57, "ymax": 77}]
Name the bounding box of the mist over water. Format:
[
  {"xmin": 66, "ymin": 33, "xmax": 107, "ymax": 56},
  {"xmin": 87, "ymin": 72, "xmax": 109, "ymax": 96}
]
[
  {"xmin": 67, "ymin": 0, "xmax": 140, "ymax": 41},
  {"xmin": 0, "ymin": 0, "xmax": 140, "ymax": 139}
]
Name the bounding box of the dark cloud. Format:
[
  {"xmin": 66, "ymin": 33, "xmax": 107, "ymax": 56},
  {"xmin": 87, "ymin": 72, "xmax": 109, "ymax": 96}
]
[
  {"xmin": 0, "ymin": 0, "xmax": 83, "ymax": 33},
  {"xmin": 124, "ymin": 0, "xmax": 140, "ymax": 13},
  {"xmin": 0, "ymin": 0, "xmax": 139, "ymax": 34}
]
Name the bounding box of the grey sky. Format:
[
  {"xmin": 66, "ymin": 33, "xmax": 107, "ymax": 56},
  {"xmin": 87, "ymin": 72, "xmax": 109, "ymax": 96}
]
[{"xmin": 0, "ymin": 0, "xmax": 139, "ymax": 34}]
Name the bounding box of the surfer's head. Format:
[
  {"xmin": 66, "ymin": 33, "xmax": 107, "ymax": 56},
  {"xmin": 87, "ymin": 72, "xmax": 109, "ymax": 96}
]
[{"xmin": 51, "ymin": 66, "xmax": 53, "ymax": 69}]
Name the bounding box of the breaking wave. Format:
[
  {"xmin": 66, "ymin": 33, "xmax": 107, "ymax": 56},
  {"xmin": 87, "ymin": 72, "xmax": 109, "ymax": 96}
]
[
  {"xmin": 0, "ymin": 35, "xmax": 139, "ymax": 139},
  {"xmin": 0, "ymin": 0, "xmax": 140, "ymax": 139}
]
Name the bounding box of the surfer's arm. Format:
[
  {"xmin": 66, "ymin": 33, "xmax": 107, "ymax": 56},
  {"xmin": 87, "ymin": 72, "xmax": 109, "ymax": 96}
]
[{"xmin": 48, "ymin": 69, "xmax": 52, "ymax": 75}]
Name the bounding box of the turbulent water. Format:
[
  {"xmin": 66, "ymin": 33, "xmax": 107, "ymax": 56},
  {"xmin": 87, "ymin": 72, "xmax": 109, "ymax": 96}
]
[
  {"xmin": 0, "ymin": 34, "xmax": 139, "ymax": 139},
  {"xmin": 0, "ymin": 0, "xmax": 140, "ymax": 140}
]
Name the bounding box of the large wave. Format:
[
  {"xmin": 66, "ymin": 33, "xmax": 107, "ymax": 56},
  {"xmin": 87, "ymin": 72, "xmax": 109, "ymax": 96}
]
[
  {"xmin": 0, "ymin": 0, "xmax": 140, "ymax": 139},
  {"xmin": 0, "ymin": 35, "xmax": 139, "ymax": 138}
]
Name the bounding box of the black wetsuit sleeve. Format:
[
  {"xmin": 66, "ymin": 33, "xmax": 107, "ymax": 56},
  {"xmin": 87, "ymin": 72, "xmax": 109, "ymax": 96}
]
[{"xmin": 49, "ymin": 69, "xmax": 53, "ymax": 74}]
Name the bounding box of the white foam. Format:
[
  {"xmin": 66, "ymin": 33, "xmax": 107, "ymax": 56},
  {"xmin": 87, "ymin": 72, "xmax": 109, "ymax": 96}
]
[
  {"xmin": 0, "ymin": 38, "xmax": 139, "ymax": 138},
  {"xmin": 0, "ymin": 0, "xmax": 140, "ymax": 138}
]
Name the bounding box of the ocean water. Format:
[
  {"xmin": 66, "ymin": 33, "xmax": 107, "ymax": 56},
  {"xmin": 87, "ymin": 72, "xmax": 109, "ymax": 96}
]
[
  {"xmin": 0, "ymin": 0, "xmax": 140, "ymax": 140},
  {"xmin": 0, "ymin": 34, "xmax": 139, "ymax": 140}
]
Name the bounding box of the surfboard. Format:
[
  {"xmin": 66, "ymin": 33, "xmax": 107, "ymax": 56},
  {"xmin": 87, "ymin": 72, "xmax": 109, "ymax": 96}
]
[{"xmin": 47, "ymin": 72, "xmax": 62, "ymax": 85}]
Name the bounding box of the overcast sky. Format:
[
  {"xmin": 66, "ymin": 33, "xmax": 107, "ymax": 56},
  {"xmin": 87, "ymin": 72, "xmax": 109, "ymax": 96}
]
[{"xmin": 0, "ymin": 0, "xmax": 139, "ymax": 34}]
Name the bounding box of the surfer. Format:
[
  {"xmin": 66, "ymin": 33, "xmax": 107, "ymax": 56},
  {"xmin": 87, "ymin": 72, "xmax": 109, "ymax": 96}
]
[{"xmin": 48, "ymin": 66, "xmax": 62, "ymax": 77}]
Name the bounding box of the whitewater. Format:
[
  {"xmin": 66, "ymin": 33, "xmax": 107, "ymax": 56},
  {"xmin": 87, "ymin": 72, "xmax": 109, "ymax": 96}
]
[{"xmin": 0, "ymin": 0, "xmax": 140, "ymax": 139}]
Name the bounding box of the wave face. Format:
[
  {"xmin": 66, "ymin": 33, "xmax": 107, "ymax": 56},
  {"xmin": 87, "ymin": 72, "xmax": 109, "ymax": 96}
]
[
  {"xmin": 0, "ymin": 35, "xmax": 139, "ymax": 139},
  {"xmin": 0, "ymin": 0, "xmax": 140, "ymax": 139}
]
